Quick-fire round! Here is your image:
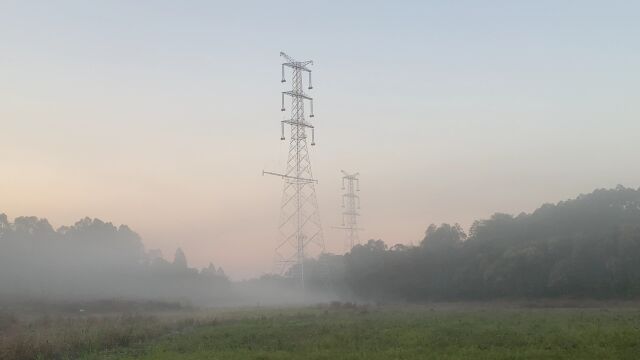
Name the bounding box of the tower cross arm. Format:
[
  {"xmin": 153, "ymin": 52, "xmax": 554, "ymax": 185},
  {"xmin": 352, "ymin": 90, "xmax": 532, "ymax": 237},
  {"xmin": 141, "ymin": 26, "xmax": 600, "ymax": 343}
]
[
  {"xmin": 341, "ymin": 170, "xmax": 360, "ymax": 179},
  {"xmin": 282, "ymin": 119, "xmax": 313, "ymax": 128},
  {"xmin": 262, "ymin": 170, "xmax": 318, "ymax": 184},
  {"xmin": 332, "ymin": 226, "xmax": 365, "ymax": 231},
  {"xmin": 280, "ymin": 51, "xmax": 313, "ymax": 71},
  {"xmin": 283, "ymin": 90, "xmax": 312, "ymax": 100}
]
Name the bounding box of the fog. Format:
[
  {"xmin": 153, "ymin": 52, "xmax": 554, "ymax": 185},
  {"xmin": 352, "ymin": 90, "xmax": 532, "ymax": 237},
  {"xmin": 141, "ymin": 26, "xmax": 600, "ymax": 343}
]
[
  {"xmin": 0, "ymin": 215, "xmax": 230, "ymax": 306},
  {"xmin": 4, "ymin": 186, "xmax": 640, "ymax": 307},
  {"xmin": 1, "ymin": 2, "xmax": 640, "ymax": 309},
  {"xmin": 2, "ymin": 2, "xmax": 640, "ymax": 279},
  {"xmin": 0, "ymin": 213, "xmax": 339, "ymax": 307}
]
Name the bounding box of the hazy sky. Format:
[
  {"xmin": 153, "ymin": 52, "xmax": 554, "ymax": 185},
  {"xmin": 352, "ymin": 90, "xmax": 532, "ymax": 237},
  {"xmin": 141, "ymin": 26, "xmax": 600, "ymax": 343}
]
[{"xmin": 1, "ymin": 1, "xmax": 639, "ymax": 278}]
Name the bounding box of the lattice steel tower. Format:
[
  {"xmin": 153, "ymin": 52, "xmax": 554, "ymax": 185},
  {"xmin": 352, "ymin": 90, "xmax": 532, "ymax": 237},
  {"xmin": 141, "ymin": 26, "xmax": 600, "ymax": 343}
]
[
  {"xmin": 335, "ymin": 170, "xmax": 362, "ymax": 251},
  {"xmin": 263, "ymin": 51, "xmax": 324, "ymax": 288}
]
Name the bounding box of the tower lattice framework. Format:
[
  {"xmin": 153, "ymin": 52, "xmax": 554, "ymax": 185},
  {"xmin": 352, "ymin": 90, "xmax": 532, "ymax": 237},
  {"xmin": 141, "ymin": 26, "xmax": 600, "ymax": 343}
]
[
  {"xmin": 263, "ymin": 51, "xmax": 324, "ymax": 288},
  {"xmin": 335, "ymin": 170, "xmax": 361, "ymax": 251}
]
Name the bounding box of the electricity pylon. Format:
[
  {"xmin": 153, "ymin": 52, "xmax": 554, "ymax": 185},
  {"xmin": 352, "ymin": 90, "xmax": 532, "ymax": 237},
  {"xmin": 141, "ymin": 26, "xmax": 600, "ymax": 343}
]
[
  {"xmin": 335, "ymin": 170, "xmax": 362, "ymax": 251},
  {"xmin": 263, "ymin": 51, "xmax": 324, "ymax": 289}
]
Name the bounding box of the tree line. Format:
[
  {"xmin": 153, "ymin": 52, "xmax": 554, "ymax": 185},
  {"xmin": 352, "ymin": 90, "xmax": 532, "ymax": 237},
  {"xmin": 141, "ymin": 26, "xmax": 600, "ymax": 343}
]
[
  {"xmin": 4, "ymin": 185, "xmax": 640, "ymax": 305},
  {"xmin": 0, "ymin": 216, "xmax": 229, "ymax": 305},
  {"xmin": 304, "ymin": 186, "xmax": 640, "ymax": 301}
]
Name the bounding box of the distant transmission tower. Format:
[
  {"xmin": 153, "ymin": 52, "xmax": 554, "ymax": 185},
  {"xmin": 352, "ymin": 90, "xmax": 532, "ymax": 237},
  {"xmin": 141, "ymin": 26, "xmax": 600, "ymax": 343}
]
[
  {"xmin": 335, "ymin": 170, "xmax": 362, "ymax": 251},
  {"xmin": 263, "ymin": 51, "xmax": 324, "ymax": 288}
]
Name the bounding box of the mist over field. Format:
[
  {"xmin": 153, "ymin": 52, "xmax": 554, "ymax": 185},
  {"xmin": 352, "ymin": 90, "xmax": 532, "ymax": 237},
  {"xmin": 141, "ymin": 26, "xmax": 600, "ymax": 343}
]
[
  {"xmin": 0, "ymin": 215, "xmax": 229, "ymax": 305},
  {"xmin": 4, "ymin": 186, "xmax": 640, "ymax": 307},
  {"xmin": 2, "ymin": 1, "xmax": 640, "ymax": 359}
]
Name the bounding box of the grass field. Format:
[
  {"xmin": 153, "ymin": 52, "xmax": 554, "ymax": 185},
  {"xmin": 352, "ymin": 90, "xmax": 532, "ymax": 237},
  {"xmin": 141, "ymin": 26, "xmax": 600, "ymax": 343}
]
[{"xmin": 3, "ymin": 302, "xmax": 640, "ymax": 359}]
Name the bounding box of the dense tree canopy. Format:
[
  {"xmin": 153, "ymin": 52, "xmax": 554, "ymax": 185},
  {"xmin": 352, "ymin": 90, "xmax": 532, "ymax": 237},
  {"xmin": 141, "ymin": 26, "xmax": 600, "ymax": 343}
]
[
  {"xmin": 307, "ymin": 186, "xmax": 640, "ymax": 301},
  {"xmin": 0, "ymin": 216, "xmax": 229, "ymax": 305}
]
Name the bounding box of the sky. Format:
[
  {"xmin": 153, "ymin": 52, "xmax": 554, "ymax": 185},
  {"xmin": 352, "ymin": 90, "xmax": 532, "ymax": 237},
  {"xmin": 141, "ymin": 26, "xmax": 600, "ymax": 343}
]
[{"xmin": 1, "ymin": 0, "xmax": 639, "ymax": 279}]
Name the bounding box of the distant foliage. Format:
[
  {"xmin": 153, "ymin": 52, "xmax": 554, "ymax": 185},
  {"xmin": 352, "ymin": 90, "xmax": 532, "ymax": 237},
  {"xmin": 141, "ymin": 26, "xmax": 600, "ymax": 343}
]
[
  {"xmin": 308, "ymin": 186, "xmax": 640, "ymax": 300},
  {"xmin": 0, "ymin": 216, "xmax": 229, "ymax": 304},
  {"xmin": 6, "ymin": 186, "xmax": 640, "ymax": 304}
]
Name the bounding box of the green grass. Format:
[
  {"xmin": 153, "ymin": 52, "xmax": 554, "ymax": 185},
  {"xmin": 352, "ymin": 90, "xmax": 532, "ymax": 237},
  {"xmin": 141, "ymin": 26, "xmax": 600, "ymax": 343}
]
[{"xmin": 74, "ymin": 304, "xmax": 640, "ymax": 360}]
